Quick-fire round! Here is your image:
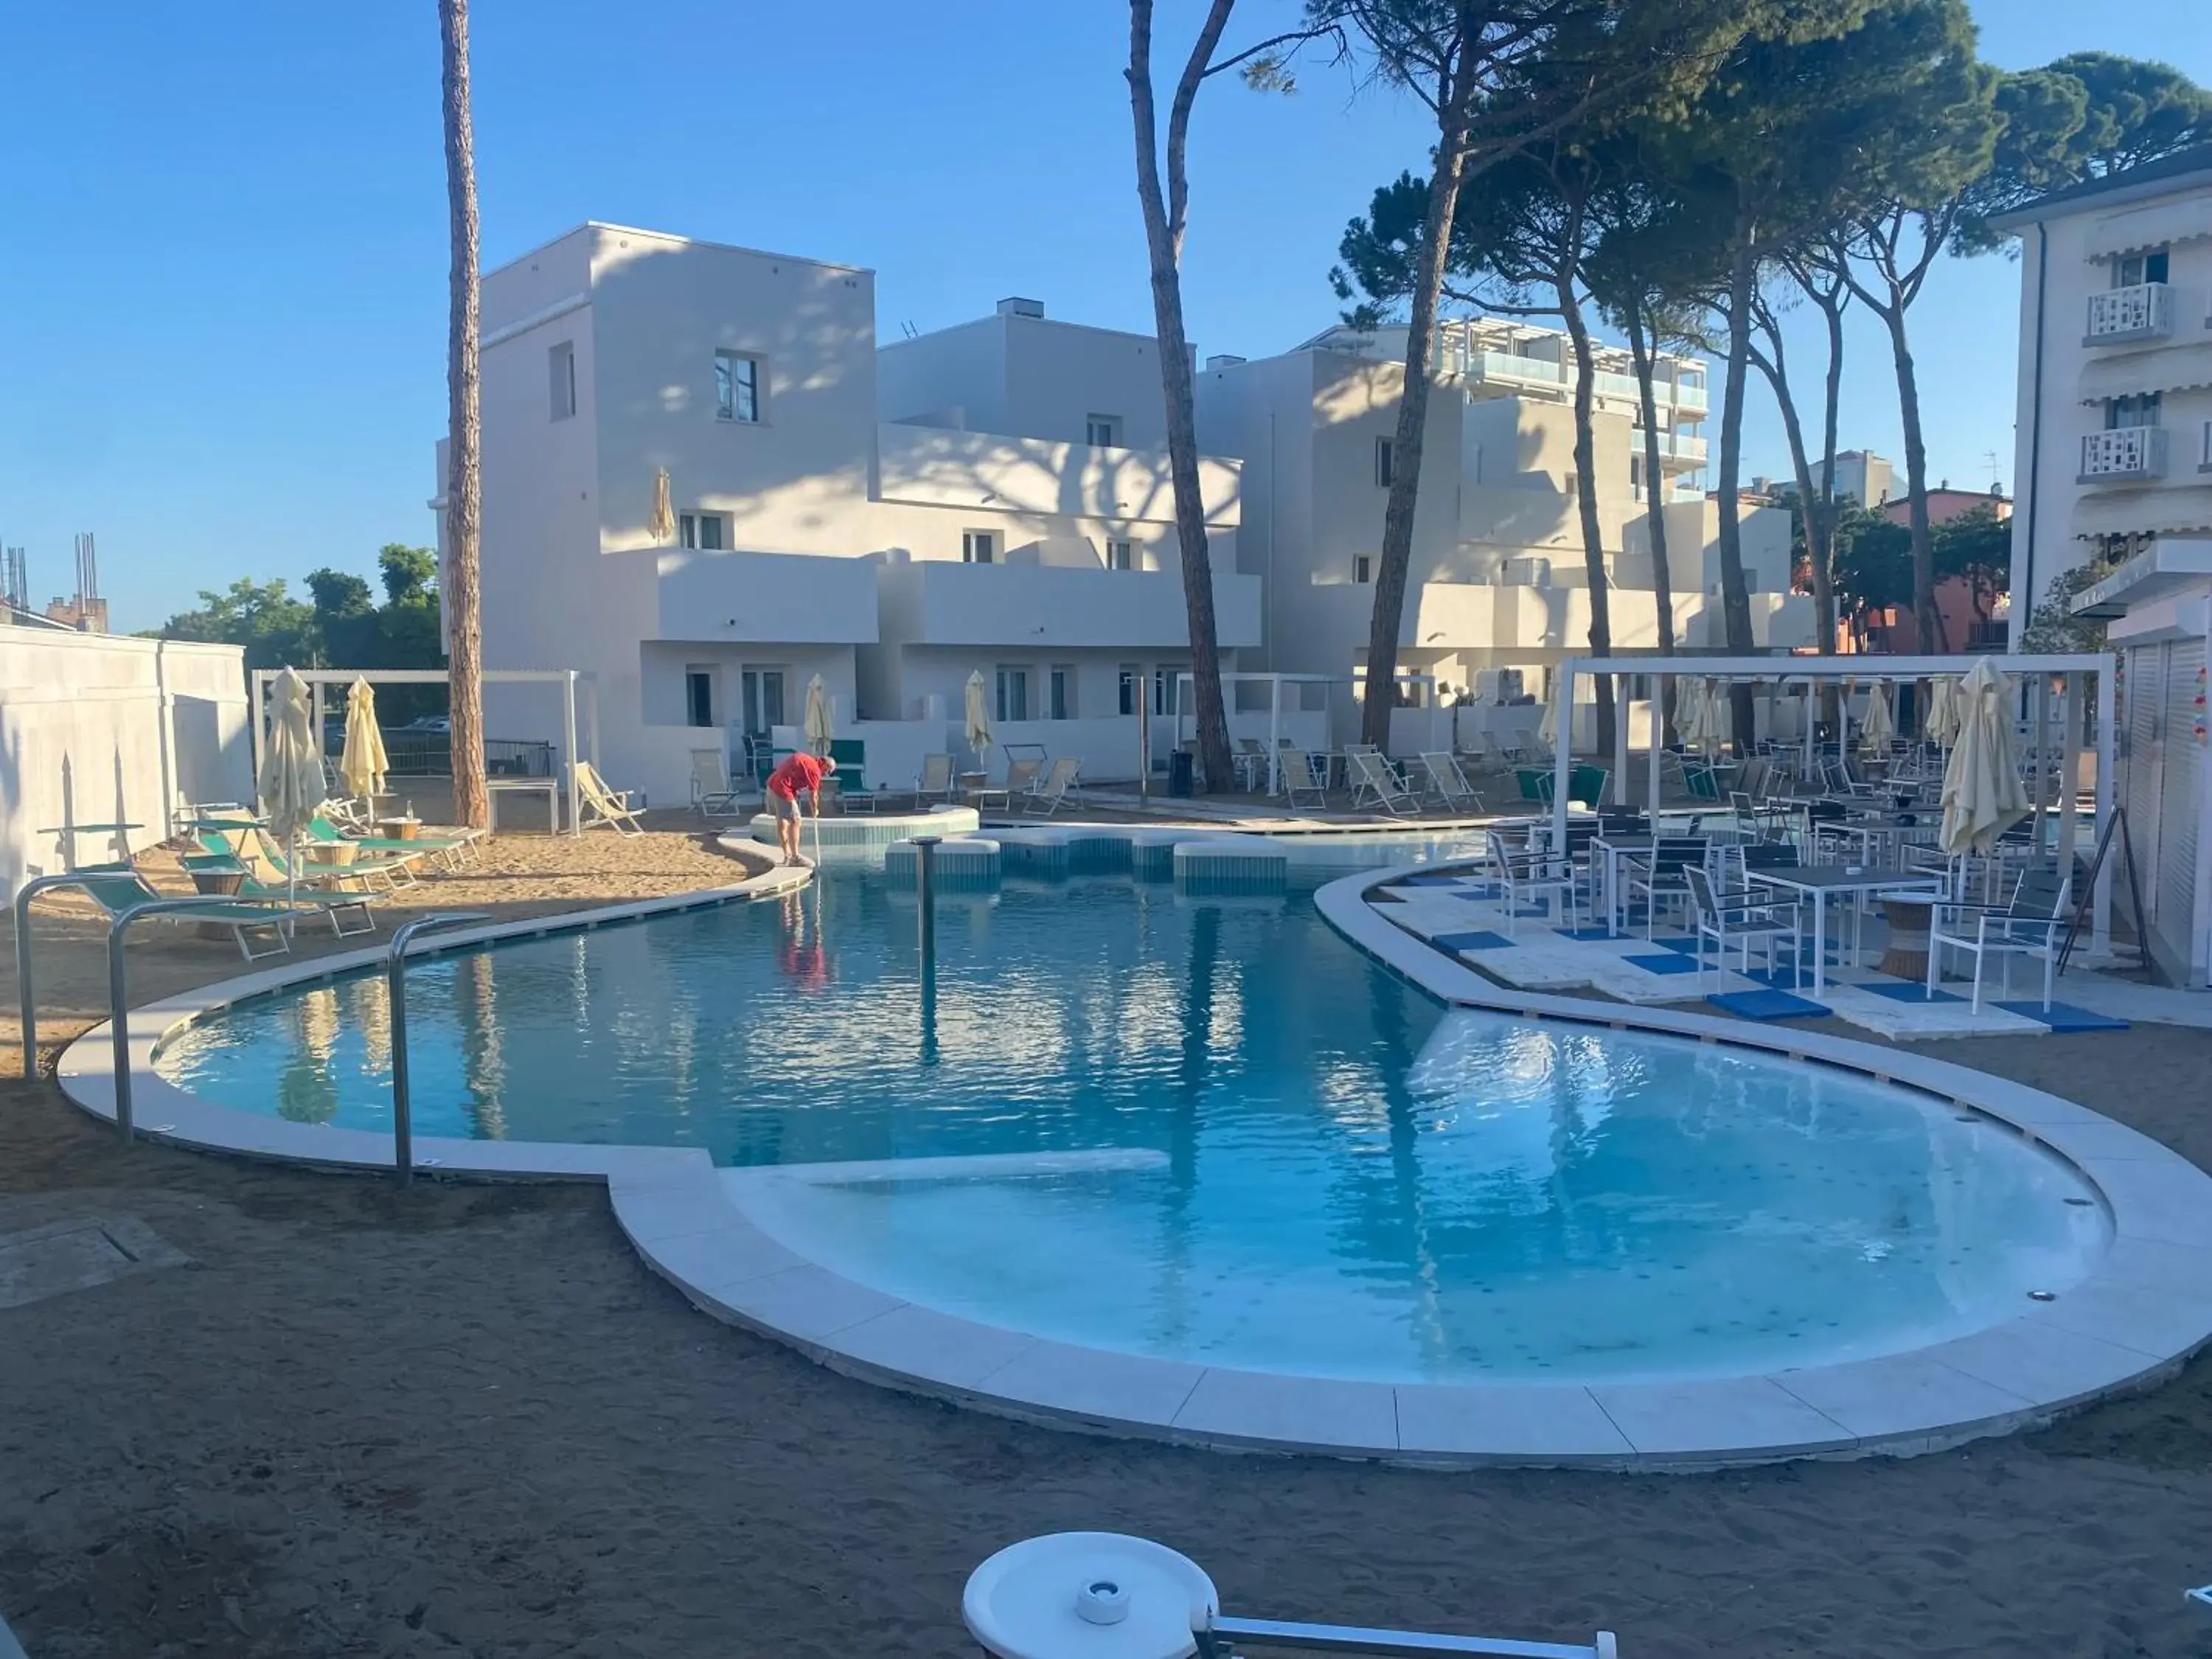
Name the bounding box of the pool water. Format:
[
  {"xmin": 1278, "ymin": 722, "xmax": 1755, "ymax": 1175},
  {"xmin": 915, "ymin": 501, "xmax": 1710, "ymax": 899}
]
[{"xmin": 155, "ymin": 854, "xmax": 2108, "ymax": 1384}]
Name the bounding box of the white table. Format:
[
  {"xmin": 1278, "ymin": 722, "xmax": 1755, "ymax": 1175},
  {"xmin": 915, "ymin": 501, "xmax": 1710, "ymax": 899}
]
[{"xmin": 1747, "ymin": 865, "xmax": 1946, "ymax": 992}]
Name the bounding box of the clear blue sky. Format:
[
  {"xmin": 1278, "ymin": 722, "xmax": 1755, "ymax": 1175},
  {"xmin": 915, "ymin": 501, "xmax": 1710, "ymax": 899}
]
[{"xmin": 3, "ymin": 1, "xmax": 2205, "ymax": 632}]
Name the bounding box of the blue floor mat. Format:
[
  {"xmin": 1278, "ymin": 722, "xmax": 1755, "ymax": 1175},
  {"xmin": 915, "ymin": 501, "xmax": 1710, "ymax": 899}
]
[
  {"xmin": 1450, "ymin": 886, "xmax": 1505, "ymax": 902},
  {"xmin": 1555, "ymin": 926, "xmax": 1618, "ymax": 942},
  {"xmin": 1652, "ymin": 937, "xmax": 1702, "ymax": 955},
  {"xmin": 1621, "ymin": 953, "xmax": 1701, "ymax": 975},
  {"xmin": 1399, "ymin": 873, "xmax": 1475, "ymax": 887},
  {"xmin": 1706, "ymin": 989, "xmax": 1832, "ymax": 1020},
  {"xmin": 1433, "ymin": 930, "xmax": 1515, "ymax": 953},
  {"xmin": 1861, "ymin": 981, "xmax": 1963, "ymax": 1004},
  {"xmin": 2000, "ymin": 1000, "xmax": 2131, "ymax": 1032}
]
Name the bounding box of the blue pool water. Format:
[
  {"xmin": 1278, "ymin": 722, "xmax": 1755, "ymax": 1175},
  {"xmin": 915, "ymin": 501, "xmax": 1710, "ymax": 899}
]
[{"xmin": 155, "ymin": 850, "xmax": 2107, "ymax": 1383}]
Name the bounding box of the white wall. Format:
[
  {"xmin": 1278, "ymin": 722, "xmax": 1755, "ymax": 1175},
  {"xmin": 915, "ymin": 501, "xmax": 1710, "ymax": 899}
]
[
  {"xmin": 1, "ymin": 632, "xmax": 251, "ymax": 900},
  {"xmin": 880, "ymin": 309, "xmax": 1187, "ymax": 451}
]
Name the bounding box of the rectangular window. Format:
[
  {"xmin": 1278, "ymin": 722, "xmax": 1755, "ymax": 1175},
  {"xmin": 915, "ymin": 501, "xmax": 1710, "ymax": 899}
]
[
  {"xmin": 681, "ymin": 512, "xmax": 728, "ymax": 550},
  {"xmin": 714, "ymin": 349, "xmax": 762, "ymax": 422},
  {"xmin": 1086, "ymin": 414, "xmax": 1123, "ymax": 448},
  {"xmin": 1118, "ymin": 664, "xmax": 1139, "ymax": 717},
  {"xmin": 549, "ymin": 341, "xmax": 577, "ymax": 420},
  {"xmin": 1152, "ymin": 666, "xmax": 1176, "ymax": 717},
  {"xmin": 680, "ymin": 512, "xmax": 695, "ymax": 549},
  {"xmin": 1048, "ymin": 665, "xmax": 1074, "ymax": 720},
  {"xmin": 1374, "ymin": 436, "xmax": 1394, "ymax": 487},
  {"xmin": 684, "ymin": 667, "xmax": 715, "ymax": 728},
  {"xmin": 1106, "ymin": 539, "xmax": 1135, "ymax": 571},
  {"xmin": 995, "ymin": 666, "xmax": 1029, "ymax": 723},
  {"xmin": 1353, "ymin": 554, "xmax": 1374, "ymax": 584},
  {"xmin": 741, "ymin": 667, "xmax": 787, "ymax": 734},
  {"xmin": 2115, "ymin": 249, "xmax": 2169, "ymax": 286},
  {"xmin": 962, "ymin": 529, "xmax": 998, "ymax": 564},
  {"xmin": 2105, "ymin": 392, "xmax": 2162, "ymax": 430}
]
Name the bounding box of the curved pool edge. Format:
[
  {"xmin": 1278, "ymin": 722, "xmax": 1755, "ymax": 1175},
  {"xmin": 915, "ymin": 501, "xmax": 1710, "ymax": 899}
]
[{"xmin": 47, "ymin": 849, "xmax": 2212, "ymax": 1471}]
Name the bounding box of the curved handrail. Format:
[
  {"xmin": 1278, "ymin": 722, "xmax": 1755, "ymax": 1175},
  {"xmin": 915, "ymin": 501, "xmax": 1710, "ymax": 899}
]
[{"xmin": 386, "ymin": 912, "xmax": 490, "ymax": 1182}]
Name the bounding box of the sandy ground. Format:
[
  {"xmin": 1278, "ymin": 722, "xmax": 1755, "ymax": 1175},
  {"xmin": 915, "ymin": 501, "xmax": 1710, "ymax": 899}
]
[{"xmin": 3, "ymin": 824, "xmax": 2211, "ymax": 1657}]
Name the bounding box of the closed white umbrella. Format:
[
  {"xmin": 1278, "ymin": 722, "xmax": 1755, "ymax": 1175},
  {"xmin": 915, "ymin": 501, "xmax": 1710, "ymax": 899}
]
[
  {"xmin": 1924, "ymin": 675, "xmax": 1962, "ymax": 746},
  {"xmin": 257, "ymin": 666, "xmax": 328, "ymax": 910},
  {"xmin": 803, "ymin": 673, "xmax": 833, "ymax": 757},
  {"xmin": 1673, "ymin": 678, "xmax": 1707, "ymax": 751},
  {"xmin": 339, "ymin": 677, "xmax": 389, "ymax": 804},
  {"xmin": 964, "ymin": 670, "xmax": 993, "ymax": 771},
  {"xmin": 649, "ymin": 467, "xmax": 675, "ymax": 543},
  {"xmin": 1859, "ymin": 678, "xmax": 1895, "ymax": 751},
  {"xmin": 1939, "ymin": 658, "xmax": 2031, "ymax": 856}
]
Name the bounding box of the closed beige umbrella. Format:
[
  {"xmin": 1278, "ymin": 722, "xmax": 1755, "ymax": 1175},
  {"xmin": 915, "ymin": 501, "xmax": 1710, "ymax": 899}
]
[
  {"xmin": 339, "ymin": 677, "xmax": 389, "ymax": 804},
  {"xmin": 257, "ymin": 666, "xmax": 329, "ymax": 910},
  {"xmin": 1859, "ymin": 678, "xmax": 1895, "ymax": 751},
  {"xmin": 1939, "ymin": 658, "xmax": 2030, "ymax": 855},
  {"xmin": 803, "ymin": 674, "xmax": 833, "ymax": 757},
  {"xmin": 964, "ymin": 669, "xmax": 994, "ymax": 770},
  {"xmin": 649, "ymin": 467, "xmax": 676, "ymax": 543},
  {"xmin": 1925, "ymin": 676, "xmax": 1963, "ymax": 746}
]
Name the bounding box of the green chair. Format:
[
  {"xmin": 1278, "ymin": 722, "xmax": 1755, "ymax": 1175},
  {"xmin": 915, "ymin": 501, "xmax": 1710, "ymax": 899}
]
[{"xmin": 72, "ymin": 863, "xmax": 299, "ymax": 962}]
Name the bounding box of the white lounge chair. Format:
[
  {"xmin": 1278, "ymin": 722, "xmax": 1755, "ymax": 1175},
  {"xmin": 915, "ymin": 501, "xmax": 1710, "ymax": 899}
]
[
  {"xmin": 574, "ymin": 761, "xmax": 647, "ymax": 836},
  {"xmin": 1686, "ymin": 865, "xmax": 1804, "ymax": 987},
  {"xmin": 1418, "ymin": 751, "xmax": 1484, "ymax": 814},
  {"xmin": 976, "ymin": 754, "xmax": 1044, "ymax": 813},
  {"xmin": 1026, "ymin": 756, "xmax": 1081, "ymax": 816},
  {"xmin": 1348, "ymin": 748, "xmax": 1419, "ymax": 815},
  {"xmin": 1278, "ymin": 740, "xmax": 1328, "ymax": 809},
  {"xmin": 689, "ymin": 748, "xmax": 745, "ymax": 818},
  {"xmin": 917, "ymin": 752, "xmax": 955, "ymax": 804}
]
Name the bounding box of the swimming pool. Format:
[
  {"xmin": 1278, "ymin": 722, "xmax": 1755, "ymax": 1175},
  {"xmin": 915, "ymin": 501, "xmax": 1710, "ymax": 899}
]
[{"xmin": 152, "ymin": 844, "xmax": 2110, "ymax": 1388}]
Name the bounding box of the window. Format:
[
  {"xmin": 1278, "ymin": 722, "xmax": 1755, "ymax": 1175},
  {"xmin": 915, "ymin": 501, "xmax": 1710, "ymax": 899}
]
[
  {"xmin": 549, "ymin": 341, "xmax": 576, "ymax": 420},
  {"xmin": 1152, "ymin": 665, "xmax": 1177, "ymax": 717},
  {"xmin": 962, "ymin": 529, "xmax": 998, "ymax": 564},
  {"xmin": 1106, "ymin": 538, "xmax": 1135, "ymax": 571},
  {"xmin": 1118, "ymin": 664, "xmax": 1139, "ymax": 717},
  {"xmin": 2105, "ymin": 392, "xmax": 2162, "ymax": 431},
  {"xmin": 1086, "ymin": 414, "xmax": 1122, "ymax": 448},
  {"xmin": 1374, "ymin": 436, "xmax": 1395, "ymax": 487},
  {"xmin": 714, "ymin": 349, "xmax": 762, "ymax": 422},
  {"xmin": 1353, "ymin": 554, "xmax": 1374, "ymax": 584},
  {"xmin": 678, "ymin": 512, "xmax": 729, "ymax": 550},
  {"xmin": 684, "ymin": 667, "xmax": 715, "ymax": 728},
  {"xmin": 2115, "ymin": 249, "xmax": 2169, "ymax": 286},
  {"xmin": 995, "ymin": 666, "xmax": 1029, "ymax": 723},
  {"xmin": 741, "ymin": 667, "xmax": 787, "ymax": 734},
  {"xmin": 1048, "ymin": 665, "xmax": 1074, "ymax": 720}
]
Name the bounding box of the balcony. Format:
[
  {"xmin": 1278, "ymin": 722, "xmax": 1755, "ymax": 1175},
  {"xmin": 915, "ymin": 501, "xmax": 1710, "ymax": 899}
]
[
  {"xmin": 653, "ymin": 549, "xmax": 880, "ymax": 644},
  {"xmin": 877, "ymin": 557, "xmax": 1262, "ymax": 650},
  {"xmin": 2084, "ymin": 282, "xmax": 2173, "ymax": 346},
  {"xmin": 1455, "ymin": 349, "xmax": 1707, "ymax": 414},
  {"xmin": 1647, "ymin": 431, "xmax": 1709, "ymax": 465},
  {"xmin": 2078, "ymin": 425, "xmax": 2168, "ymax": 484}
]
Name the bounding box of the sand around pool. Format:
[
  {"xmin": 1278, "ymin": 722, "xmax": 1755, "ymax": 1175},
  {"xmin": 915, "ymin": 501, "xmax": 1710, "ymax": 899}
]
[{"xmin": 1, "ymin": 821, "xmax": 2210, "ymax": 1658}]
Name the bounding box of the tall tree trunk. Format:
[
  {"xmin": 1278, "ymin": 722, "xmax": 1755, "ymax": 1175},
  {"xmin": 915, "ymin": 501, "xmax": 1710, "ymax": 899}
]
[
  {"xmin": 440, "ymin": 0, "xmax": 488, "ymax": 830},
  {"xmin": 1360, "ymin": 74, "xmax": 1479, "ymax": 750},
  {"xmin": 1624, "ymin": 299, "xmax": 1677, "ymax": 744},
  {"xmin": 1882, "ymin": 305, "xmax": 1946, "ymax": 652},
  {"xmin": 1560, "ymin": 282, "xmax": 1615, "ymax": 764},
  {"xmin": 1715, "ymin": 221, "xmax": 1759, "ymax": 748},
  {"xmin": 1751, "ymin": 301, "xmax": 1837, "ymax": 733},
  {"xmin": 1127, "ymin": 0, "xmax": 1234, "ymax": 790}
]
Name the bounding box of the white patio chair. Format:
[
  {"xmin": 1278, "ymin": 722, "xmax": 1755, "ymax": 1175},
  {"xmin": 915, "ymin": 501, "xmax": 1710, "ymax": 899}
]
[
  {"xmin": 1686, "ymin": 866, "xmax": 1805, "ymax": 988},
  {"xmin": 1348, "ymin": 748, "xmax": 1419, "ymax": 815},
  {"xmin": 1927, "ymin": 866, "xmax": 2070, "ymax": 1013},
  {"xmin": 689, "ymin": 748, "xmax": 745, "ymax": 818},
  {"xmin": 1277, "ymin": 740, "xmax": 1328, "ymax": 809},
  {"xmin": 573, "ymin": 761, "xmax": 647, "ymax": 836},
  {"xmin": 1418, "ymin": 751, "xmax": 1484, "ymax": 814},
  {"xmin": 1486, "ymin": 827, "xmax": 1575, "ymax": 936},
  {"xmin": 1026, "ymin": 756, "xmax": 1082, "ymax": 816}
]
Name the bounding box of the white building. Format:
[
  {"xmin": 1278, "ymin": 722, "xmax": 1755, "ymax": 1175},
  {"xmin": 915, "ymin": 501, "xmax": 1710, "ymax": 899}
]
[
  {"xmin": 1194, "ymin": 316, "xmax": 1807, "ymax": 740},
  {"xmin": 443, "ymin": 223, "xmax": 1253, "ymax": 806},
  {"xmin": 1994, "ymin": 145, "xmax": 2212, "ymax": 984},
  {"xmin": 445, "ymin": 222, "xmax": 1806, "ymax": 799}
]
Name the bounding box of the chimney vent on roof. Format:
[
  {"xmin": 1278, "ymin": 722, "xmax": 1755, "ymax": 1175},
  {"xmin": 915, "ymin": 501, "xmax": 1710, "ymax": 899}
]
[{"xmin": 997, "ymin": 296, "xmax": 1044, "ymax": 319}]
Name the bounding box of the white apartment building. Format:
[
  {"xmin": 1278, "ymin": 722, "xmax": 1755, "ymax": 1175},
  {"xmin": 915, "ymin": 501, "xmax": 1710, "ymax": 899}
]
[
  {"xmin": 1995, "ymin": 145, "xmax": 2212, "ymax": 984},
  {"xmin": 442, "ymin": 223, "xmax": 1253, "ymax": 804},
  {"xmin": 1194, "ymin": 317, "xmax": 1806, "ymax": 734}
]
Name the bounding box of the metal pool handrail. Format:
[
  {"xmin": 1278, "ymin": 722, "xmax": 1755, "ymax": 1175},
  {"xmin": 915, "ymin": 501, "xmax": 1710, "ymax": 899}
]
[
  {"xmin": 1200, "ymin": 1615, "xmax": 1617, "ymax": 1658},
  {"xmin": 386, "ymin": 912, "xmax": 490, "ymax": 1183}
]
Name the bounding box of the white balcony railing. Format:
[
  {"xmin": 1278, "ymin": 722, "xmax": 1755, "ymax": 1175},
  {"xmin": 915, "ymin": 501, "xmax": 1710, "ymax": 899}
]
[
  {"xmin": 1458, "ymin": 348, "xmax": 1708, "ymax": 412},
  {"xmin": 2084, "ymin": 282, "xmax": 2173, "ymax": 344},
  {"xmin": 1648, "ymin": 431, "xmax": 1709, "ymax": 464},
  {"xmin": 2079, "ymin": 425, "xmax": 2168, "ymax": 483}
]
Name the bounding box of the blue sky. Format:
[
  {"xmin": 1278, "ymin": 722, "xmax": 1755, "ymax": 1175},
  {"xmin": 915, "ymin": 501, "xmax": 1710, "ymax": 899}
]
[{"xmin": 2, "ymin": 1, "xmax": 2205, "ymax": 632}]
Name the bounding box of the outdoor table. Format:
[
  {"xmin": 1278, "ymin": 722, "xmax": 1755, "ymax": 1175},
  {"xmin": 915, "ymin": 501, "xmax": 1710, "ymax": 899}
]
[
  {"xmin": 1818, "ymin": 815, "xmax": 1936, "ymax": 869},
  {"xmin": 1591, "ymin": 832, "xmax": 1655, "ymax": 936},
  {"xmin": 486, "ymin": 777, "xmax": 560, "ymax": 833},
  {"xmin": 37, "ymin": 820, "xmax": 142, "ymax": 870},
  {"xmin": 1747, "ymin": 864, "xmax": 1947, "ymax": 992}
]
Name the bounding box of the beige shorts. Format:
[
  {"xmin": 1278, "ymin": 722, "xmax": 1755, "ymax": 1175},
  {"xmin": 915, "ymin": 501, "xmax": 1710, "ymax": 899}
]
[{"xmin": 770, "ymin": 790, "xmax": 802, "ymax": 821}]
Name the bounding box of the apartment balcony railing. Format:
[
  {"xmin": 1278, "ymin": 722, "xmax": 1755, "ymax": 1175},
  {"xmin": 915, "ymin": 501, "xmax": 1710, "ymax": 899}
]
[
  {"xmin": 2084, "ymin": 282, "xmax": 2173, "ymax": 346},
  {"xmin": 1458, "ymin": 347, "xmax": 1707, "ymax": 412},
  {"xmin": 2078, "ymin": 425, "xmax": 2168, "ymax": 484},
  {"xmin": 1648, "ymin": 431, "xmax": 1709, "ymax": 464}
]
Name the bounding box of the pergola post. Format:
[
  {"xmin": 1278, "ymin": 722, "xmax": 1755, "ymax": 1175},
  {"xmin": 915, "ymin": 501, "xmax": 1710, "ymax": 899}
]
[
  {"xmin": 2094, "ymin": 660, "xmax": 2116, "ymax": 955},
  {"xmin": 1550, "ymin": 662, "xmax": 1573, "ymax": 849},
  {"xmin": 1611, "ymin": 671, "xmax": 1629, "ymax": 807},
  {"xmin": 1648, "ymin": 672, "xmax": 1664, "ymax": 815},
  {"xmin": 1267, "ymin": 675, "xmax": 1282, "ymax": 797},
  {"xmin": 563, "ymin": 669, "xmax": 581, "ymax": 838},
  {"xmin": 2058, "ymin": 671, "xmax": 2082, "ymax": 887}
]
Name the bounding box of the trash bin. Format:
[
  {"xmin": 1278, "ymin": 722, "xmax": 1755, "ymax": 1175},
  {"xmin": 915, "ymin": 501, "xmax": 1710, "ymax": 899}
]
[{"xmin": 1168, "ymin": 750, "xmax": 1194, "ymax": 798}]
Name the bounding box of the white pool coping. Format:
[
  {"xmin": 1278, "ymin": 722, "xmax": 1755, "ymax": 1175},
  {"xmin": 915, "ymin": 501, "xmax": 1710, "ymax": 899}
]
[{"xmin": 49, "ymin": 854, "xmax": 2212, "ymax": 1470}]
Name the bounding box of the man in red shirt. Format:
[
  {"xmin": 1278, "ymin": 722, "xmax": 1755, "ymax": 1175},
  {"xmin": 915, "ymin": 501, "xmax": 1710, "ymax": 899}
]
[{"xmin": 765, "ymin": 751, "xmax": 835, "ymax": 866}]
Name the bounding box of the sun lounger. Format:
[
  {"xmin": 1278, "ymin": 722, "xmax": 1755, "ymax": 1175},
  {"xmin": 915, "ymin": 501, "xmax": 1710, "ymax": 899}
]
[
  {"xmin": 1025, "ymin": 756, "xmax": 1081, "ymax": 816},
  {"xmin": 574, "ymin": 761, "xmax": 647, "ymax": 836},
  {"xmin": 72, "ymin": 863, "xmax": 301, "ymax": 962},
  {"xmin": 1348, "ymin": 748, "xmax": 1419, "ymax": 815}
]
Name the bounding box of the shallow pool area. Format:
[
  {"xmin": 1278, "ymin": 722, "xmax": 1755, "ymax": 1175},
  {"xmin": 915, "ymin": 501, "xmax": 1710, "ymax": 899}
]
[{"xmin": 151, "ymin": 844, "xmax": 2112, "ymax": 1389}]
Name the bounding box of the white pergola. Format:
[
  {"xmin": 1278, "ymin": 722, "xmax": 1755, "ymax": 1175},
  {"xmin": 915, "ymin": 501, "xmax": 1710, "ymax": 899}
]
[
  {"xmin": 1545, "ymin": 653, "xmax": 2118, "ymax": 953},
  {"xmin": 1172, "ymin": 670, "xmax": 1350, "ymax": 794},
  {"xmin": 250, "ymin": 667, "xmax": 599, "ymax": 836}
]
